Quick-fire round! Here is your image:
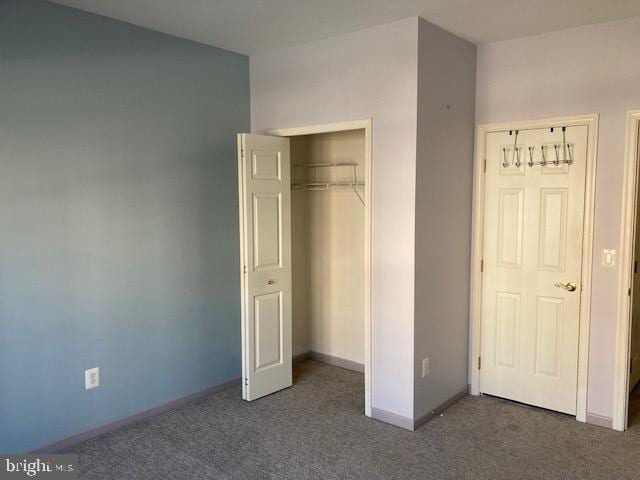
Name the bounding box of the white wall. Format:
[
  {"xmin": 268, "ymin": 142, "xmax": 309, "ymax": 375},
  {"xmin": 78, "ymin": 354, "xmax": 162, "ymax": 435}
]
[
  {"xmin": 414, "ymin": 18, "xmax": 476, "ymax": 420},
  {"xmin": 476, "ymin": 16, "xmax": 640, "ymax": 419},
  {"xmin": 251, "ymin": 18, "xmax": 418, "ymax": 418}
]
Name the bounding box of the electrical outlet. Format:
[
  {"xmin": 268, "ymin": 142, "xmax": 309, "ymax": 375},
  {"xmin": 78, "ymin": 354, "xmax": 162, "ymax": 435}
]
[
  {"xmin": 85, "ymin": 367, "xmax": 100, "ymax": 390},
  {"xmin": 421, "ymin": 357, "xmax": 430, "ymax": 378}
]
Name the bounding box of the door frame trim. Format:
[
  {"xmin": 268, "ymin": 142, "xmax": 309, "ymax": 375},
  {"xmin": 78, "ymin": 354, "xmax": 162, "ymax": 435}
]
[
  {"xmin": 469, "ymin": 114, "xmax": 599, "ymax": 423},
  {"xmin": 266, "ymin": 118, "xmax": 373, "ymax": 417},
  {"xmin": 613, "ymin": 110, "xmax": 640, "ymax": 431}
]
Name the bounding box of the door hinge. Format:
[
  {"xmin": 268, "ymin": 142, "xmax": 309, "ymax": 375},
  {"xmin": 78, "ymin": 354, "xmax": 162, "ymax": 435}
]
[
  {"xmin": 478, "ymin": 357, "xmax": 482, "ymax": 370},
  {"xmin": 629, "ymin": 288, "xmax": 632, "ymax": 297},
  {"xmin": 243, "ymin": 265, "xmax": 247, "ymax": 274},
  {"xmin": 241, "ymin": 148, "xmax": 245, "ymax": 158},
  {"xmin": 483, "ymin": 159, "xmax": 487, "ymax": 172},
  {"xmin": 244, "ymin": 377, "xmax": 248, "ymax": 386},
  {"xmin": 480, "ymin": 259, "xmax": 484, "ymax": 272}
]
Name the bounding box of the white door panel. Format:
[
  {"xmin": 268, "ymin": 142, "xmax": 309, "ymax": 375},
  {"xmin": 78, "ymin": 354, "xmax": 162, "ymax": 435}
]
[
  {"xmin": 481, "ymin": 126, "xmax": 587, "ymax": 415},
  {"xmin": 238, "ymin": 133, "xmax": 292, "ymax": 401}
]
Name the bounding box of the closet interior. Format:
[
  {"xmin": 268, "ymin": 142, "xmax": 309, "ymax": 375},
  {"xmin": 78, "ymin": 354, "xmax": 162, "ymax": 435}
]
[{"xmin": 289, "ymin": 128, "xmax": 366, "ymax": 374}]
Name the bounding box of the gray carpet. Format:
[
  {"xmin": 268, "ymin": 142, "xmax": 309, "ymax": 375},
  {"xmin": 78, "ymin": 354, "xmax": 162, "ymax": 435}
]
[{"xmin": 69, "ymin": 360, "xmax": 640, "ymax": 479}]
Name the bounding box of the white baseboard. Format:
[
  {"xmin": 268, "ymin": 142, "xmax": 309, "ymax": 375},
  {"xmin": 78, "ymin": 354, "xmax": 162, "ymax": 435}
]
[
  {"xmin": 585, "ymin": 412, "xmax": 613, "ymax": 429},
  {"xmin": 293, "ymin": 350, "xmax": 364, "ymax": 373},
  {"xmin": 309, "ymin": 351, "xmax": 364, "ymax": 373},
  {"xmin": 371, "ymin": 407, "xmax": 415, "ymax": 431}
]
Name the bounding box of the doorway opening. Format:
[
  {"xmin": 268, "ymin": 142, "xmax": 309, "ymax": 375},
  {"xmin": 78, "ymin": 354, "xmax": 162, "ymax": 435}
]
[
  {"xmin": 614, "ymin": 110, "xmax": 640, "ymax": 431},
  {"xmin": 289, "ymin": 128, "xmax": 366, "ymax": 377}
]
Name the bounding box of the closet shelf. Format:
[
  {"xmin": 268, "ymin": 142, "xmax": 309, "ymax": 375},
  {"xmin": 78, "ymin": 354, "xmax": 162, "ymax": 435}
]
[
  {"xmin": 292, "ymin": 181, "xmax": 364, "ymax": 190},
  {"xmin": 292, "ymin": 161, "xmax": 365, "ymax": 205}
]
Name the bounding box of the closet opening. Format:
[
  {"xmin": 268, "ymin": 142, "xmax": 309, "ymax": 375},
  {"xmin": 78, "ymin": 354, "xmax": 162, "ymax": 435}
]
[{"xmin": 289, "ymin": 128, "xmax": 366, "ymax": 399}]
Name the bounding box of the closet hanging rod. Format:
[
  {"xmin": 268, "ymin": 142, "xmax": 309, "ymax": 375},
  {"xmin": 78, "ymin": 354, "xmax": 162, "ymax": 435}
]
[
  {"xmin": 292, "ymin": 181, "xmax": 364, "ymax": 188},
  {"xmin": 295, "ymin": 162, "xmax": 359, "ymax": 168}
]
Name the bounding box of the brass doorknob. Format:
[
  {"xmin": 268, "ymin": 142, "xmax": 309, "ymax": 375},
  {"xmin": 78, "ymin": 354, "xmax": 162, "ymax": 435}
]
[{"xmin": 554, "ymin": 281, "xmax": 577, "ymax": 292}]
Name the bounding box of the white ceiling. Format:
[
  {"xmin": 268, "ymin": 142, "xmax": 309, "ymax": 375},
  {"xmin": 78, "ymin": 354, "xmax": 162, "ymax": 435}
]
[{"xmin": 50, "ymin": 0, "xmax": 640, "ymax": 55}]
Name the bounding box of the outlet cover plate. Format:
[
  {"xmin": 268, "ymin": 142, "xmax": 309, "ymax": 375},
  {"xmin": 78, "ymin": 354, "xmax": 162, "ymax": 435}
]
[
  {"xmin": 421, "ymin": 357, "xmax": 430, "ymax": 378},
  {"xmin": 85, "ymin": 367, "xmax": 100, "ymax": 390}
]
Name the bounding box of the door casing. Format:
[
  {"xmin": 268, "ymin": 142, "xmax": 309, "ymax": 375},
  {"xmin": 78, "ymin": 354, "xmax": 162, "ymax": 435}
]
[
  {"xmin": 240, "ymin": 119, "xmax": 373, "ymax": 416},
  {"xmin": 469, "ymin": 114, "xmax": 599, "ymax": 423},
  {"xmin": 613, "ymin": 110, "xmax": 640, "ymax": 431}
]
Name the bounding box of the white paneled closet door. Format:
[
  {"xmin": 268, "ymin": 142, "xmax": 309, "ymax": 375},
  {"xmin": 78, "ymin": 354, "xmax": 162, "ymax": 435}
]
[
  {"xmin": 238, "ymin": 133, "xmax": 292, "ymax": 401},
  {"xmin": 480, "ymin": 126, "xmax": 588, "ymax": 415}
]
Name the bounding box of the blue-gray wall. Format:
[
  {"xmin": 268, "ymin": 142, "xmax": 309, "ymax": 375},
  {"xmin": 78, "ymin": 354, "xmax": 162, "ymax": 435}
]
[{"xmin": 0, "ymin": 0, "xmax": 249, "ymax": 452}]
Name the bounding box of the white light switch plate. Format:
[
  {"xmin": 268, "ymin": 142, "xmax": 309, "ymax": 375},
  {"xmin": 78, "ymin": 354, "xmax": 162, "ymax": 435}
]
[
  {"xmin": 85, "ymin": 367, "xmax": 100, "ymax": 390},
  {"xmin": 602, "ymin": 249, "xmax": 616, "ymax": 267}
]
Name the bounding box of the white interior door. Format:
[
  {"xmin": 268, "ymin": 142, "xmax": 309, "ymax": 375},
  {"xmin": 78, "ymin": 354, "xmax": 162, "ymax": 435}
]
[
  {"xmin": 480, "ymin": 125, "xmax": 588, "ymax": 415},
  {"xmin": 238, "ymin": 133, "xmax": 292, "ymax": 401}
]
